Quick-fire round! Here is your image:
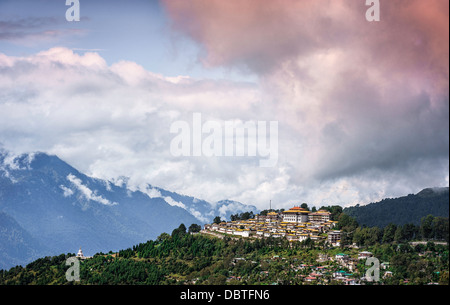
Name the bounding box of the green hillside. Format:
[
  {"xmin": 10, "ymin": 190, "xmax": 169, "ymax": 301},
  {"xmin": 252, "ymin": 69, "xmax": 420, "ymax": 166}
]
[
  {"xmin": 1, "ymin": 220, "xmax": 448, "ymax": 286},
  {"xmin": 343, "ymin": 187, "xmax": 449, "ymax": 228}
]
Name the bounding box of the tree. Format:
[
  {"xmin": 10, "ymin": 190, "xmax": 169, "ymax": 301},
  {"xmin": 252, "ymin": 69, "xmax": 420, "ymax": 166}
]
[
  {"xmin": 353, "ymin": 227, "xmax": 381, "ymax": 246},
  {"xmin": 230, "ymin": 211, "xmax": 254, "ymax": 221},
  {"xmin": 402, "ymin": 223, "xmax": 419, "ymax": 241},
  {"xmin": 420, "ymin": 215, "xmax": 434, "ymax": 240},
  {"xmin": 338, "ymin": 213, "xmax": 358, "ymax": 246},
  {"xmin": 368, "ymin": 227, "xmax": 382, "ymax": 245},
  {"xmin": 301, "ymin": 203, "xmax": 309, "ymax": 210},
  {"xmin": 338, "ymin": 213, "xmax": 358, "ymax": 231},
  {"xmin": 439, "ymin": 271, "xmax": 449, "ymax": 285},
  {"xmin": 240, "ymin": 211, "xmax": 254, "ymax": 220},
  {"xmin": 394, "ymin": 226, "xmax": 406, "ymax": 243},
  {"xmin": 302, "ymin": 237, "xmax": 314, "ymax": 249},
  {"xmin": 352, "ymin": 227, "xmax": 362, "ymax": 246},
  {"xmin": 213, "ymin": 216, "xmax": 222, "ymax": 224},
  {"xmin": 188, "ymin": 224, "xmax": 201, "ymax": 233},
  {"xmin": 172, "ymin": 223, "xmax": 187, "ymax": 238},
  {"xmin": 321, "ymin": 205, "xmax": 343, "ymax": 221},
  {"xmin": 157, "ymin": 232, "xmax": 171, "ymax": 242},
  {"xmin": 382, "ymin": 223, "xmax": 397, "ymax": 244},
  {"xmin": 432, "ymin": 217, "xmax": 449, "ymax": 242},
  {"xmin": 414, "ymin": 243, "xmax": 425, "ymax": 253},
  {"xmin": 208, "ymin": 274, "xmax": 227, "ymax": 285},
  {"xmin": 178, "ymin": 223, "xmax": 187, "ymax": 234}
]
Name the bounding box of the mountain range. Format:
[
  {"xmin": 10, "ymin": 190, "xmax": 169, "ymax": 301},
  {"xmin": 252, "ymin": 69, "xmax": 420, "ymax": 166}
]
[
  {"xmin": 1, "ymin": 149, "xmax": 448, "ymax": 270},
  {"xmin": 0, "ymin": 150, "xmax": 257, "ymax": 269}
]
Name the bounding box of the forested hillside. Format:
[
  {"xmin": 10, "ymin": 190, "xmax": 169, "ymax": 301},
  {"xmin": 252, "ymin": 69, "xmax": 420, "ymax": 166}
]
[
  {"xmin": 343, "ymin": 187, "xmax": 449, "ymax": 228},
  {"xmin": 1, "ymin": 220, "xmax": 448, "ymax": 285}
]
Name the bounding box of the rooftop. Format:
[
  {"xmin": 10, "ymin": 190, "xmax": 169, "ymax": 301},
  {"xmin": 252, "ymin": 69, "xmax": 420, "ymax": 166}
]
[{"xmin": 284, "ymin": 209, "xmax": 311, "ymax": 214}]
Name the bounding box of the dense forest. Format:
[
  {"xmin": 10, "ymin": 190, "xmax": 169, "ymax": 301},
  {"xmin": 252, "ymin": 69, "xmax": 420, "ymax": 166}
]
[
  {"xmin": 1, "ymin": 212, "xmax": 448, "ymax": 285},
  {"xmin": 343, "ymin": 187, "xmax": 449, "ymax": 228}
]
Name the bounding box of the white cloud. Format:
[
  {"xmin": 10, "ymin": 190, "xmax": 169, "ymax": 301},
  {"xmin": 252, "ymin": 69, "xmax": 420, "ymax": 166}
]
[
  {"xmin": 187, "ymin": 208, "xmax": 209, "ymax": 224},
  {"xmin": 139, "ymin": 185, "xmax": 211, "ymax": 223},
  {"xmin": 0, "ymin": 151, "xmax": 35, "ymax": 171},
  {"xmin": 141, "ymin": 186, "xmax": 163, "ymax": 199},
  {"xmin": 66, "ymin": 173, "xmax": 117, "ymax": 206},
  {"xmin": 0, "ymin": 168, "xmax": 17, "ymax": 184},
  {"xmin": 0, "ymin": 47, "xmax": 447, "ymax": 212},
  {"xmin": 162, "ymin": 196, "xmax": 185, "ymax": 209},
  {"xmin": 59, "ymin": 185, "xmax": 74, "ymax": 197}
]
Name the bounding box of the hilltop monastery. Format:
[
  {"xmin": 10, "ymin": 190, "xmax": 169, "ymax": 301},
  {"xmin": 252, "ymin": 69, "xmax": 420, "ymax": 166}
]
[{"xmin": 203, "ymin": 206, "xmax": 341, "ymax": 246}]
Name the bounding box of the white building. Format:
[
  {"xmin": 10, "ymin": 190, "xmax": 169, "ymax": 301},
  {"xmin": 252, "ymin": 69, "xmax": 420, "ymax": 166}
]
[
  {"xmin": 233, "ymin": 230, "xmax": 250, "ymax": 238},
  {"xmin": 281, "ymin": 206, "xmax": 310, "ymax": 223},
  {"xmin": 76, "ymin": 247, "xmax": 91, "ymax": 260}
]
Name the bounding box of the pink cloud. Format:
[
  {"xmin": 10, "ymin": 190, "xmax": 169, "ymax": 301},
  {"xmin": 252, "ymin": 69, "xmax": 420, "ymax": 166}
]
[
  {"xmin": 162, "ymin": 0, "xmax": 449, "ymax": 188},
  {"xmin": 162, "ymin": 0, "xmax": 448, "ymax": 88},
  {"xmin": 162, "ymin": 0, "xmax": 328, "ymax": 72}
]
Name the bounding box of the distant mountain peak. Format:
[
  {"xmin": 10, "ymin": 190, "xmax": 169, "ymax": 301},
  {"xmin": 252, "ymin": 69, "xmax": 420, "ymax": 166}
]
[
  {"xmin": 417, "ymin": 187, "xmax": 449, "ymax": 197},
  {"xmin": 0, "ymin": 149, "xmax": 201, "ymax": 269}
]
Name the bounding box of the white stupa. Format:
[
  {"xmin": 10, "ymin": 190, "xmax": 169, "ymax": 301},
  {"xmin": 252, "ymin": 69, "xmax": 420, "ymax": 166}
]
[
  {"xmin": 75, "ymin": 247, "xmax": 92, "ymax": 260},
  {"xmin": 76, "ymin": 247, "xmax": 84, "ymax": 259}
]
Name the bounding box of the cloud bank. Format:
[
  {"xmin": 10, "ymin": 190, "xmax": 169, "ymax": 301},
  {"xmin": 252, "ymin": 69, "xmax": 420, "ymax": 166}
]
[
  {"xmin": 0, "ymin": 0, "xmax": 448, "ymax": 209},
  {"xmin": 161, "ymin": 0, "xmax": 449, "ymax": 204}
]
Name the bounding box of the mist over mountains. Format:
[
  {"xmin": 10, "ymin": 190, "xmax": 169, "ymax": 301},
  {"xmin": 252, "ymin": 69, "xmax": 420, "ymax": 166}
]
[
  {"xmin": 0, "ymin": 150, "xmax": 257, "ymax": 269},
  {"xmin": 1, "ymin": 149, "xmax": 447, "ymax": 270}
]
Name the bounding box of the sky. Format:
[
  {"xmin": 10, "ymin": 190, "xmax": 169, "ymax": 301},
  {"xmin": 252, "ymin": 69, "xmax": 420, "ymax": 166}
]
[{"xmin": 0, "ymin": 0, "xmax": 448, "ymax": 210}]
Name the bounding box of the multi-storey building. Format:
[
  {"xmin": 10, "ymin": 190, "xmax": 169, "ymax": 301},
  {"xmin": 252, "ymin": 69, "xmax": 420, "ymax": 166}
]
[
  {"xmin": 281, "ymin": 206, "xmax": 310, "ymax": 223},
  {"xmin": 309, "ymin": 210, "xmax": 331, "ymax": 223},
  {"xmin": 327, "ymin": 230, "xmax": 341, "ymax": 246}
]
